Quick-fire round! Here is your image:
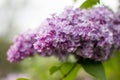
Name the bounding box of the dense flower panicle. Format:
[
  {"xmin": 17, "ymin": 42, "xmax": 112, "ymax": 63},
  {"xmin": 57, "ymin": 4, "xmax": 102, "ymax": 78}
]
[
  {"xmin": 7, "ymin": 6, "xmax": 118, "ymax": 62},
  {"xmin": 7, "ymin": 30, "xmax": 36, "ymax": 62},
  {"xmin": 34, "ymin": 6, "xmax": 115, "ymax": 61}
]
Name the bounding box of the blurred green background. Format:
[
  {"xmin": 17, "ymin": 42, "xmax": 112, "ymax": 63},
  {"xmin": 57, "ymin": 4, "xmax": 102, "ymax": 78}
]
[{"xmin": 0, "ymin": 0, "xmax": 120, "ymax": 80}]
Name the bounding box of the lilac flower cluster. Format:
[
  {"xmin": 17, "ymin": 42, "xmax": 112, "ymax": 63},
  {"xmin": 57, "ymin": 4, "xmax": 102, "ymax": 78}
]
[
  {"xmin": 34, "ymin": 7, "xmax": 114, "ymax": 61},
  {"xmin": 7, "ymin": 30, "xmax": 36, "ymax": 62},
  {"xmin": 7, "ymin": 6, "xmax": 119, "ymax": 62}
]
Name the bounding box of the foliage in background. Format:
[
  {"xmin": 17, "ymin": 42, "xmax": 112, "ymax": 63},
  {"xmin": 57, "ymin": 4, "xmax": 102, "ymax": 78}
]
[
  {"xmin": 104, "ymin": 51, "xmax": 120, "ymax": 80},
  {"xmin": 20, "ymin": 52, "xmax": 120, "ymax": 80},
  {"xmin": 20, "ymin": 56, "xmax": 62, "ymax": 80},
  {"xmin": 0, "ymin": 37, "xmax": 20, "ymax": 78}
]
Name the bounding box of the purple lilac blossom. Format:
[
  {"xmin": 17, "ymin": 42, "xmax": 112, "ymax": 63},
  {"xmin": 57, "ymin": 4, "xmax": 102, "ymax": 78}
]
[
  {"xmin": 110, "ymin": 11, "xmax": 120, "ymax": 50},
  {"xmin": 34, "ymin": 6, "xmax": 115, "ymax": 61},
  {"xmin": 7, "ymin": 30, "xmax": 37, "ymax": 62},
  {"xmin": 7, "ymin": 6, "xmax": 116, "ymax": 62}
]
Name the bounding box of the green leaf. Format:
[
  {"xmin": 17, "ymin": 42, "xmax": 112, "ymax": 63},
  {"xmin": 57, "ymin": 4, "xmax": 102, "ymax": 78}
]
[
  {"xmin": 80, "ymin": 0, "xmax": 100, "ymax": 9},
  {"xmin": 60, "ymin": 62, "xmax": 80, "ymax": 80},
  {"xmin": 17, "ymin": 78, "xmax": 29, "ymax": 80},
  {"xmin": 49, "ymin": 65, "xmax": 60, "ymax": 75},
  {"xmin": 78, "ymin": 59, "xmax": 106, "ymax": 80}
]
